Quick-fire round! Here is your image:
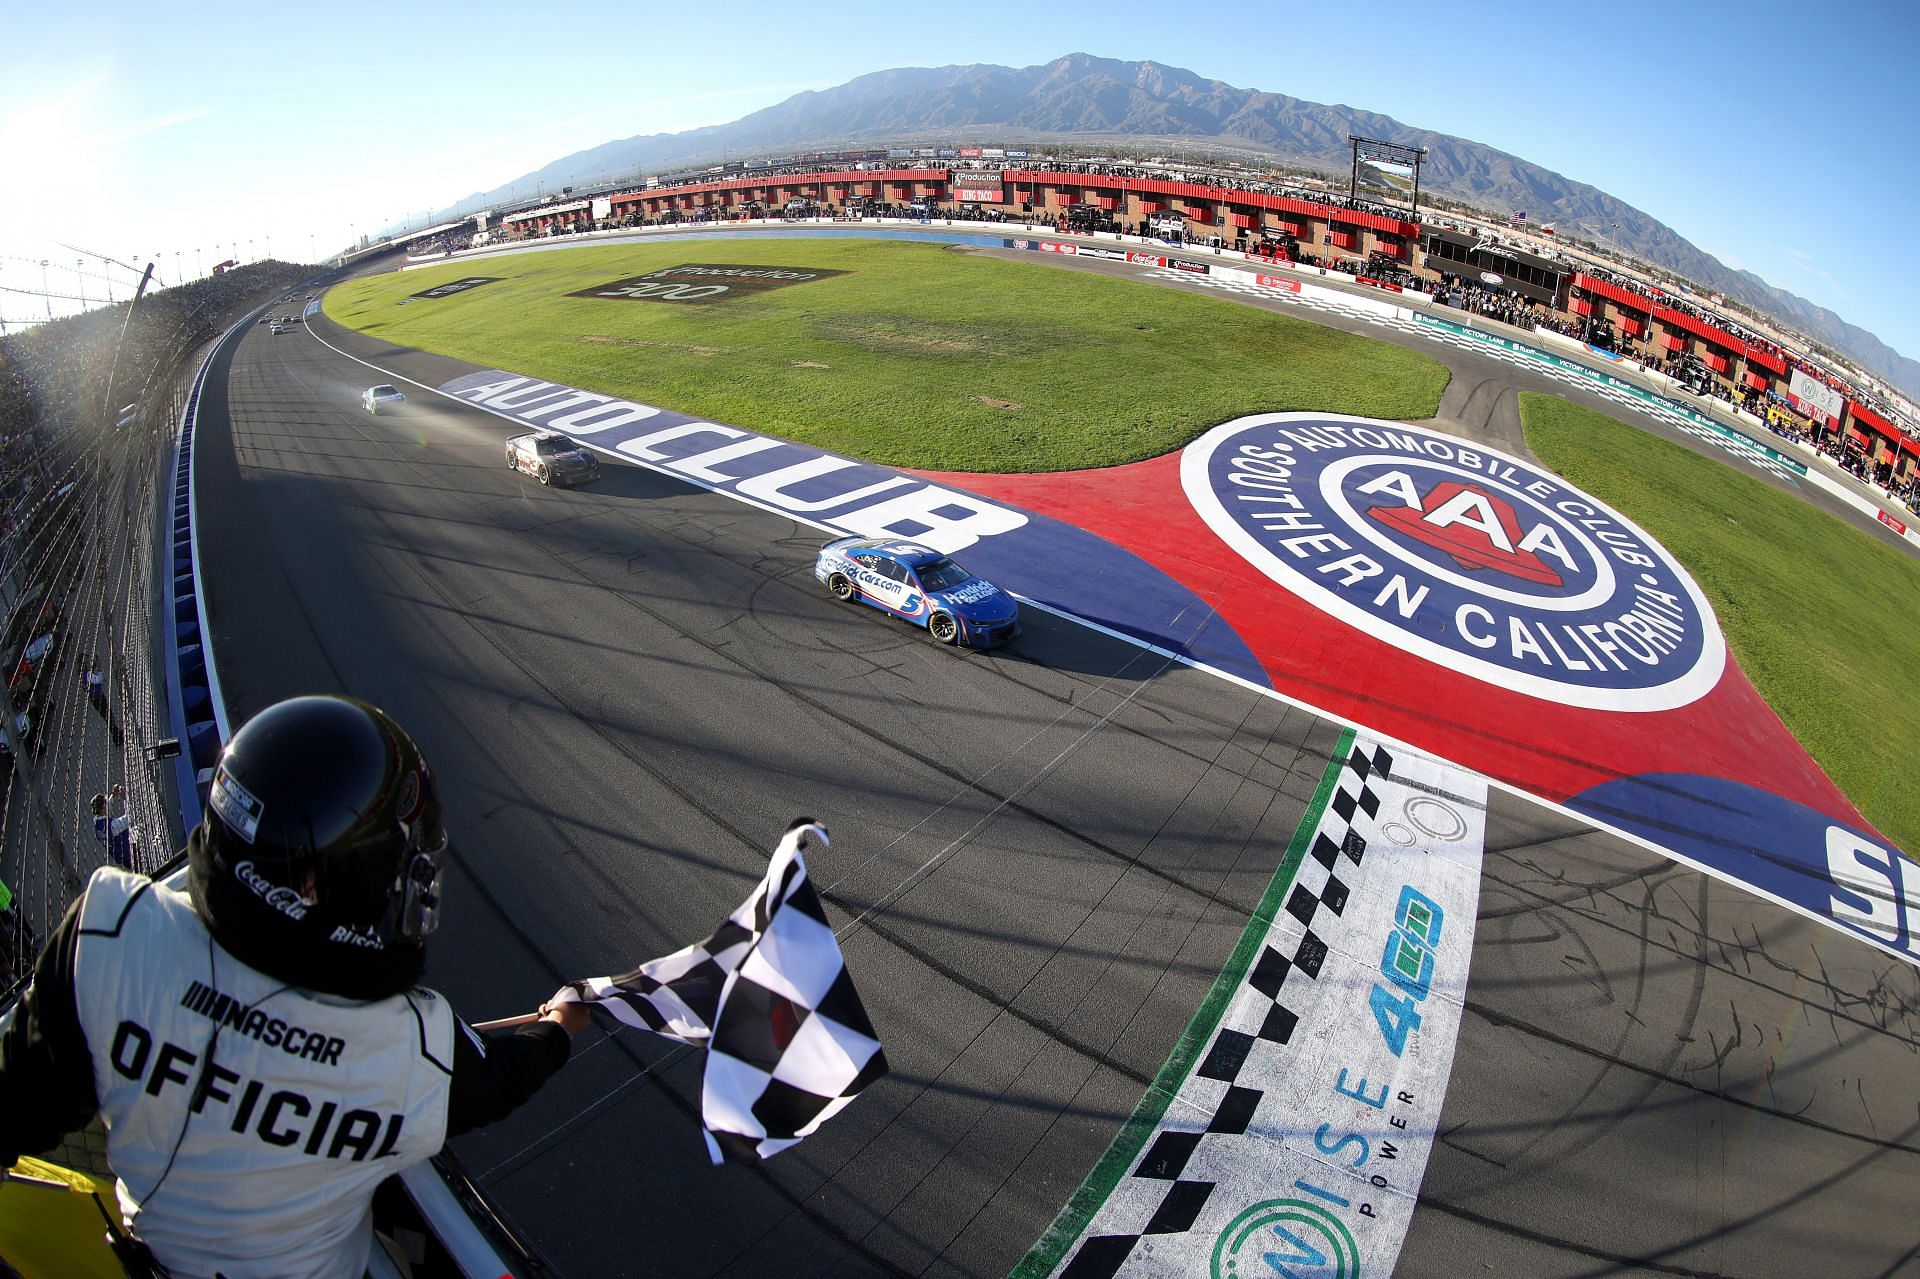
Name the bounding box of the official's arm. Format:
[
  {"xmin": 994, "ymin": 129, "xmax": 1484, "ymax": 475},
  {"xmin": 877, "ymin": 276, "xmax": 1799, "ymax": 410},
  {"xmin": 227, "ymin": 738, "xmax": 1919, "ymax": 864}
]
[{"xmin": 446, "ymin": 1016, "xmax": 574, "ymax": 1137}]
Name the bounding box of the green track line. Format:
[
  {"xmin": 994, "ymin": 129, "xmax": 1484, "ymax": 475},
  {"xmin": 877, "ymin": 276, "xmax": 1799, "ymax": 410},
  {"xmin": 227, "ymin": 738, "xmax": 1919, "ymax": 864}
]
[{"xmin": 1010, "ymin": 727, "xmax": 1359, "ymax": 1279}]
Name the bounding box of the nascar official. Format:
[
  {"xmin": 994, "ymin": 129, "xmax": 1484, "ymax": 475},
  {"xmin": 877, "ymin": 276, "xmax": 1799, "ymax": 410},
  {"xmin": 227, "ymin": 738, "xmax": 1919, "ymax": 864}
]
[{"xmin": 0, "ymin": 695, "xmax": 589, "ymax": 1278}]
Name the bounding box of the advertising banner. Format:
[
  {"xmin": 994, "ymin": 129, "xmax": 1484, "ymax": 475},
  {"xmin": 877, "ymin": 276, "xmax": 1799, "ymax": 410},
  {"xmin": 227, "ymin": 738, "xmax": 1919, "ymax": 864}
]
[
  {"xmin": 443, "ymin": 371, "xmax": 1031, "ymax": 558},
  {"xmin": 954, "ymin": 171, "xmax": 1005, "ymax": 203},
  {"xmin": 1788, "ymin": 368, "xmax": 1843, "ymax": 423},
  {"xmin": 505, "ymin": 199, "xmax": 588, "ymax": 222}
]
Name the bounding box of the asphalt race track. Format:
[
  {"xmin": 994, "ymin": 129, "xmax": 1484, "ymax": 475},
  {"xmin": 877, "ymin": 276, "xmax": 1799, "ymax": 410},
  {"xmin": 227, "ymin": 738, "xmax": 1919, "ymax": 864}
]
[{"xmin": 187, "ymin": 256, "xmax": 1920, "ymax": 1278}]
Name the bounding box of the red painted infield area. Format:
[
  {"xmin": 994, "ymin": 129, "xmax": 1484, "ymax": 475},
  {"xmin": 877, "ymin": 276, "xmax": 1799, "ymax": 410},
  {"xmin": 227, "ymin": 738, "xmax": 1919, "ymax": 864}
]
[{"xmin": 920, "ymin": 449, "xmax": 1867, "ymax": 832}]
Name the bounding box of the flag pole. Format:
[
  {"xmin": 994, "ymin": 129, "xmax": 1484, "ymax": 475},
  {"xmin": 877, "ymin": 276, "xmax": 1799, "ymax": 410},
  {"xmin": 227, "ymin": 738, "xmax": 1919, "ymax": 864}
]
[{"xmin": 471, "ymin": 1012, "xmax": 544, "ymax": 1031}]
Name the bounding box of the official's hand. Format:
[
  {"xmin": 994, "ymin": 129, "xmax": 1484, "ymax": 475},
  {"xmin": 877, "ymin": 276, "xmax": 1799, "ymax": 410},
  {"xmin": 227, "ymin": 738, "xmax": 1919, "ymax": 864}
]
[{"xmin": 538, "ymin": 1000, "xmax": 590, "ymax": 1036}]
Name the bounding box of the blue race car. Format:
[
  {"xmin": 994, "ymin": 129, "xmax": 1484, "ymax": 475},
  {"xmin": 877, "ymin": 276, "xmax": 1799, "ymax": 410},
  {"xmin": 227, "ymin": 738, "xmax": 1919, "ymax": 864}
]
[{"xmin": 814, "ymin": 537, "xmax": 1020, "ymax": 648}]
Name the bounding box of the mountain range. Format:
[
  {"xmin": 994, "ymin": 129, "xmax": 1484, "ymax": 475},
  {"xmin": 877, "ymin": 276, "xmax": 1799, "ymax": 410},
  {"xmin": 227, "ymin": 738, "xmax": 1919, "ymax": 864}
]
[{"xmin": 442, "ymin": 54, "xmax": 1919, "ymax": 403}]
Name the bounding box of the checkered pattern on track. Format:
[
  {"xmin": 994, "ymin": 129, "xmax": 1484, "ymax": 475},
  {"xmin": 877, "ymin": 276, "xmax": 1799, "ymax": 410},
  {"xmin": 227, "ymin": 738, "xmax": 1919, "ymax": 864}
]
[{"xmin": 1056, "ymin": 743, "xmax": 1392, "ymax": 1278}]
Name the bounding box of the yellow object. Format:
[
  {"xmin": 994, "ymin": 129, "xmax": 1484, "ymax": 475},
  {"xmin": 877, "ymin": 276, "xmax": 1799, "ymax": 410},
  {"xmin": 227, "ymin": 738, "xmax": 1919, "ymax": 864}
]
[{"xmin": 0, "ymin": 1156, "xmax": 128, "ymax": 1279}]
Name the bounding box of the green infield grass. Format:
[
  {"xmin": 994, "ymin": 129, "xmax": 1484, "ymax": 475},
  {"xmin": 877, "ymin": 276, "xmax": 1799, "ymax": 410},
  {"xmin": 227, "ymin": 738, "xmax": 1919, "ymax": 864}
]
[
  {"xmin": 326, "ymin": 238, "xmax": 1447, "ymax": 472},
  {"xmin": 1519, "ymin": 392, "xmax": 1920, "ymax": 855}
]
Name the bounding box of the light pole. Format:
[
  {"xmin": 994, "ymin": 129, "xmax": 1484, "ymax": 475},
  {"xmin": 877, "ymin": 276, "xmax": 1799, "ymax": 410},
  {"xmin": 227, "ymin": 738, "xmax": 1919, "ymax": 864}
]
[
  {"xmin": 76, "ymin": 259, "xmax": 87, "ymax": 309},
  {"xmin": 39, "ymin": 260, "xmax": 51, "ymax": 320}
]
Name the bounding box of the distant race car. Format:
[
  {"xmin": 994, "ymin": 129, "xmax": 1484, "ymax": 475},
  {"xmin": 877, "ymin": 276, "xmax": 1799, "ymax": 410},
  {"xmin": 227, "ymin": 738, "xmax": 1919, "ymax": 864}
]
[
  {"xmin": 506, "ymin": 432, "xmax": 600, "ymax": 487},
  {"xmin": 0, "ymin": 710, "xmax": 29, "ymax": 760},
  {"xmin": 362, "ymin": 384, "xmax": 406, "ymax": 414},
  {"xmin": 814, "ymin": 537, "xmax": 1020, "ymax": 647},
  {"xmin": 8, "ymin": 632, "xmax": 56, "ymax": 689},
  {"xmin": 269, "ymin": 324, "xmax": 285, "ymax": 335}
]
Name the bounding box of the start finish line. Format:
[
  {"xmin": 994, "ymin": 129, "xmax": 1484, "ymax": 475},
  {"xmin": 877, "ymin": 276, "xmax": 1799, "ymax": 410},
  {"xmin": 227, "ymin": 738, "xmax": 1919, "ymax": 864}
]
[{"xmin": 1020, "ymin": 733, "xmax": 1488, "ymax": 1279}]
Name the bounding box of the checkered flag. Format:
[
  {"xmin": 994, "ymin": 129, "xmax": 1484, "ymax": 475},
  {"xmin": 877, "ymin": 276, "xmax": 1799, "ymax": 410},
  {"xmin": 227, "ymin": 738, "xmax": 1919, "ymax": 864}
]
[{"xmin": 553, "ymin": 819, "xmax": 889, "ymax": 1162}]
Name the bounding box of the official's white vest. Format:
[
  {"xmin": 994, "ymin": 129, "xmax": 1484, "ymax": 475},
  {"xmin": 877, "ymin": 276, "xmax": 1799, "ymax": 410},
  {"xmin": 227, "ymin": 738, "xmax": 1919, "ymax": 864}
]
[{"xmin": 72, "ymin": 868, "xmax": 455, "ymax": 1279}]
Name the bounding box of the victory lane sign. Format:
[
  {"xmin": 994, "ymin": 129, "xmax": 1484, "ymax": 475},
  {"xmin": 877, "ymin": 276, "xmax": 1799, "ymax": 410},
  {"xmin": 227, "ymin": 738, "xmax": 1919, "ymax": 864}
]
[{"xmin": 569, "ymin": 263, "xmax": 848, "ymax": 305}]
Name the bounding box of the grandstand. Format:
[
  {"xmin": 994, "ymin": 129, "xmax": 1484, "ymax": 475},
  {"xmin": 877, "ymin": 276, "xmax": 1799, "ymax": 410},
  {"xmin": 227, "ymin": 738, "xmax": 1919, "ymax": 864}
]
[
  {"xmin": 455, "ymin": 144, "xmax": 1919, "ymax": 491},
  {"xmin": 0, "ymin": 261, "xmax": 310, "ymax": 988}
]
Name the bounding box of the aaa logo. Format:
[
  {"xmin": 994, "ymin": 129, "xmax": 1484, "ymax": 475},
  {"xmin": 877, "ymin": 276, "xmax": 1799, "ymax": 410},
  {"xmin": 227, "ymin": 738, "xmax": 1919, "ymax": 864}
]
[
  {"xmin": 1182, "ymin": 414, "xmax": 1725, "ymax": 712},
  {"xmin": 1367, "ymin": 479, "xmax": 1563, "ymax": 586}
]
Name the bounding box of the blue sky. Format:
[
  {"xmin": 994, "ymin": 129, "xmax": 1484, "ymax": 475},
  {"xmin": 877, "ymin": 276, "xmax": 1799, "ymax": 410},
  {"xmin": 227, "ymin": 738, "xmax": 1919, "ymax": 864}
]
[{"xmin": 4, "ymin": 0, "xmax": 1916, "ymax": 366}]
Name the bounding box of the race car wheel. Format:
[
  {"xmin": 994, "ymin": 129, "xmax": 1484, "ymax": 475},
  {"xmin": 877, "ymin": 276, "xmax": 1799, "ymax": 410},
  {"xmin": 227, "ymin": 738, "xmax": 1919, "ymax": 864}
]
[
  {"xmin": 536, "ymin": 464, "xmax": 551, "ymax": 486},
  {"xmin": 505, "ymin": 449, "xmax": 515, "ymax": 469},
  {"xmin": 828, "ymin": 573, "xmax": 855, "ymax": 603},
  {"xmin": 929, "ymin": 611, "xmax": 960, "ymax": 645}
]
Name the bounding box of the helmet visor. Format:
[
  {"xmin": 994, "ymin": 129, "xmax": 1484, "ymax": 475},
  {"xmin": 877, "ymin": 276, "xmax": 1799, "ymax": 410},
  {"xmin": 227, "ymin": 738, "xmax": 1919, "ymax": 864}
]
[{"xmin": 395, "ymin": 825, "xmax": 447, "ymax": 942}]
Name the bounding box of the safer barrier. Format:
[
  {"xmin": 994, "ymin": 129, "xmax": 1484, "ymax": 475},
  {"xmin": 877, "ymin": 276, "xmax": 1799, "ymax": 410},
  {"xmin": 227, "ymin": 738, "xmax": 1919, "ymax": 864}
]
[{"xmin": 162, "ymin": 328, "xmax": 240, "ymax": 832}]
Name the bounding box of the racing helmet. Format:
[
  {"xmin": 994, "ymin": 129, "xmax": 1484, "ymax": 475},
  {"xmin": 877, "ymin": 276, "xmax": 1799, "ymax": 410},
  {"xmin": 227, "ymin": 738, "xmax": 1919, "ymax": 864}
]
[{"xmin": 188, "ymin": 695, "xmax": 447, "ymax": 998}]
